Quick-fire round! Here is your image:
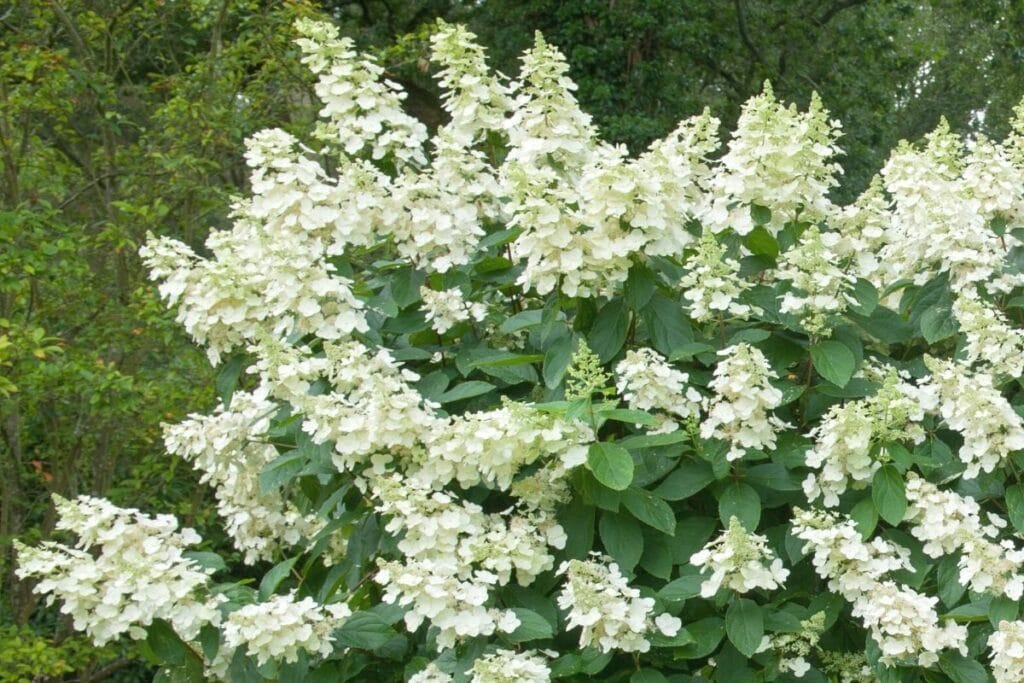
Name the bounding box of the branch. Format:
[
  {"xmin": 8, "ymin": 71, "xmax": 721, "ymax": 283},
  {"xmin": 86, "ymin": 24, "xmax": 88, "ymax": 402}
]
[{"xmin": 734, "ymin": 0, "xmax": 764, "ymax": 64}]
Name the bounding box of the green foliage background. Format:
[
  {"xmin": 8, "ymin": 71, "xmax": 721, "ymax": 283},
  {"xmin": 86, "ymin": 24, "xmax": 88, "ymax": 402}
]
[{"xmin": 4, "ymin": 0, "xmax": 1024, "ymax": 679}]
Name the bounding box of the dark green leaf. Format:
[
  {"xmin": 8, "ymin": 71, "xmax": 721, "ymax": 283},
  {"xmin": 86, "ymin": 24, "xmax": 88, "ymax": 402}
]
[
  {"xmin": 725, "ymin": 598, "xmax": 764, "ymax": 658},
  {"xmin": 618, "ymin": 430, "xmax": 687, "ymax": 450},
  {"xmin": 642, "ymin": 294, "xmax": 694, "ymax": 357},
  {"xmin": 599, "ymin": 512, "xmax": 644, "ymax": 573},
  {"xmin": 597, "ymin": 408, "xmax": 659, "ymax": 426},
  {"xmin": 624, "ymin": 264, "xmax": 657, "ymax": 310},
  {"xmin": 334, "ymin": 611, "xmax": 397, "ymax": 650},
  {"xmin": 259, "ymin": 557, "xmax": 298, "ymax": 600},
  {"xmin": 659, "ymin": 570, "xmax": 703, "ymax": 602},
  {"xmin": 506, "ymin": 608, "xmax": 554, "ymax": 643},
  {"xmin": 872, "ymin": 465, "xmax": 907, "ymax": 526},
  {"xmin": 622, "ymin": 487, "xmax": 676, "ymax": 535},
  {"xmin": 1006, "ymin": 484, "xmax": 1024, "ymax": 534},
  {"xmin": 182, "ymin": 551, "xmax": 227, "ymax": 574},
  {"xmin": 719, "ymin": 482, "xmax": 761, "ymax": 531},
  {"xmin": 938, "ymin": 653, "xmax": 990, "ymax": 683},
  {"xmin": 499, "ymin": 309, "xmax": 543, "ymax": 333},
  {"xmin": 850, "ymin": 496, "xmax": 878, "ymax": 539},
  {"xmin": 436, "ymin": 381, "xmax": 495, "ymax": 403},
  {"xmin": 631, "ymin": 670, "xmax": 669, "ymax": 683},
  {"xmin": 810, "ymin": 341, "xmax": 856, "ymax": 388},
  {"xmin": 653, "ymin": 459, "xmax": 714, "ymax": 500},
  {"xmin": 259, "ymin": 450, "xmax": 306, "ymax": 495},
  {"xmin": 750, "ymin": 204, "xmax": 772, "ymax": 226},
  {"xmin": 745, "ymin": 226, "xmax": 779, "ymax": 258},
  {"xmin": 147, "ymin": 619, "xmax": 186, "ymax": 665},
  {"xmin": 543, "ymin": 336, "xmax": 574, "ymax": 389},
  {"xmin": 588, "ymin": 299, "xmax": 629, "ymax": 363},
  {"xmin": 587, "ymin": 442, "xmax": 635, "ymax": 491},
  {"xmin": 216, "ymin": 355, "xmax": 246, "ymax": 407},
  {"xmin": 920, "ymin": 304, "xmax": 958, "ymax": 343},
  {"xmin": 850, "ymin": 278, "xmax": 878, "ymax": 315}
]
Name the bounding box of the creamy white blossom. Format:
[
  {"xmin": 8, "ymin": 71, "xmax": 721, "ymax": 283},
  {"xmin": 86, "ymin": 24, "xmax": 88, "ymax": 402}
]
[
  {"xmin": 614, "ymin": 347, "xmax": 701, "ymax": 432},
  {"xmin": 690, "ymin": 517, "xmax": 789, "ymax": 597},
  {"xmin": 679, "ymin": 230, "xmax": 754, "ymax": 322},
  {"xmin": 420, "ymin": 285, "xmax": 487, "ymax": 334},
  {"xmin": 990, "ymin": 620, "xmax": 1024, "ymax": 683},
  {"xmin": 221, "ymin": 592, "xmax": 350, "ymax": 666},
  {"xmin": 701, "ymin": 343, "xmax": 788, "ymax": 460},
  {"xmin": 15, "ymin": 496, "xmax": 221, "ymax": 646},
  {"xmin": 952, "ymin": 293, "xmax": 1024, "ymax": 378},
  {"xmin": 470, "ymin": 649, "xmax": 551, "ymax": 683},
  {"xmin": 776, "ymin": 226, "xmax": 856, "ymax": 336}
]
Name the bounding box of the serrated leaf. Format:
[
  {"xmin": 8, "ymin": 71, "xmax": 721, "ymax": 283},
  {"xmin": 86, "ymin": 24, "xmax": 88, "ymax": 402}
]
[
  {"xmin": 849, "ymin": 496, "xmax": 878, "ymax": 539},
  {"xmin": 499, "ymin": 309, "xmax": 543, "ymax": 333},
  {"xmin": 334, "ymin": 611, "xmax": 397, "ymax": 650},
  {"xmin": 215, "ymin": 355, "xmax": 246, "ymax": 407},
  {"xmin": 654, "ymin": 460, "xmax": 714, "ymax": 500},
  {"xmin": 588, "ymin": 299, "xmax": 629, "ymax": 363},
  {"xmin": 872, "ymin": 465, "xmax": 907, "ymax": 526},
  {"xmin": 622, "ymin": 487, "xmax": 676, "ymax": 535},
  {"xmin": 543, "ymin": 336, "xmax": 574, "ymax": 389},
  {"xmin": 810, "ymin": 341, "xmax": 856, "ymax": 388},
  {"xmin": 938, "ymin": 653, "xmax": 990, "ymax": 683},
  {"xmin": 597, "ymin": 408, "xmax": 659, "ymax": 426},
  {"xmin": 182, "ymin": 551, "xmax": 227, "ymax": 574},
  {"xmin": 850, "ymin": 278, "xmax": 879, "ymax": 315},
  {"xmin": 147, "ymin": 619, "xmax": 187, "ymax": 665},
  {"xmin": 624, "ymin": 264, "xmax": 657, "ymax": 310},
  {"xmin": 259, "ymin": 556, "xmax": 298, "ymax": 599},
  {"xmin": 506, "ymin": 608, "xmax": 554, "ymax": 642},
  {"xmin": 725, "ymin": 597, "xmax": 764, "ymax": 658},
  {"xmin": 587, "ymin": 442, "xmax": 634, "ymax": 491},
  {"xmin": 599, "ymin": 512, "xmax": 644, "ymax": 573},
  {"xmin": 659, "ymin": 572, "xmax": 703, "ymax": 602},
  {"xmin": 920, "ymin": 304, "xmax": 958, "ymax": 343},
  {"xmin": 719, "ymin": 482, "xmax": 761, "ymax": 531},
  {"xmin": 258, "ymin": 450, "xmax": 306, "ymax": 494}
]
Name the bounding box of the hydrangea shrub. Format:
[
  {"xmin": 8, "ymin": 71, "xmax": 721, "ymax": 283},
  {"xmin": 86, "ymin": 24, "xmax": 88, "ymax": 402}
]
[{"xmin": 17, "ymin": 17, "xmax": 1024, "ymax": 683}]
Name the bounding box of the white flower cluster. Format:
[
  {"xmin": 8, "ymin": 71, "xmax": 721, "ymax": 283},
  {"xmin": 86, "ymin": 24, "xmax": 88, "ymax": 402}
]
[
  {"xmin": 917, "ymin": 357, "xmax": 1024, "ymax": 478},
  {"xmin": 679, "ymin": 230, "xmax": 753, "ymax": 322},
  {"xmin": 701, "ymin": 342, "xmax": 787, "ymax": 460},
  {"xmin": 990, "ymin": 620, "xmax": 1024, "ymax": 683},
  {"xmin": 221, "ymin": 592, "xmax": 350, "ymax": 667},
  {"xmin": 294, "ymin": 18, "xmax": 427, "ymax": 163},
  {"xmin": 776, "ymin": 226, "xmax": 856, "ymax": 336},
  {"xmin": 409, "ymin": 663, "xmax": 454, "ymax": 683},
  {"xmin": 614, "ymin": 347, "xmax": 701, "ymax": 432},
  {"xmin": 792, "ymin": 508, "xmax": 967, "ymax": 666},
  {"xmin": 415, "ymin": 399, "xmax": 591, "ymax": 490},
  {"xmin": 420, "ymin": 286, "xmax": 487, "ymax": 334},
  {"xmin": 162, "ymin": 389, "xmax": 324, "ymax": 564},
  {"xmin": 372, "ymin": 473, "xmax": 550, "ymax": 648},
  {"xmin": 880, "ymin": 120, "xmax": 1024, "ymax": 294},
  {"xmin": 757, "ymin": 611, "xmax": 825, "ymax": 678},
  {"xmin": 14, "ymin": 495, "xmax": 221, "ymax": 646},
  {"xmin": 299, "ymin": 341, "xmax": 439, "ymax": 472},
  {"xmin": 470, "ymin": 649, "xmax": 552, "ymax": 683},
  {"xmin": 556, "ymin": 556, "xmax": 681, "ymax": 654},
  {"xmin": 690, "ymin": 517, "xmax": 790, "ymax": 597},
  {"xmin": 804, "ymin": 367, "xmax": 926, "ymax": 506},
  {"xmin": 703, "ymin": 83, "xmax": 842, "ymax": 236},
  {"xmin": 952, "ymin": 293, "xmax": 1024, "ymax": 378},
  {"xmin": 904, "ymin": 472, "xmax": 1024, "ymax": 598},
  {"xmin": 827, "ymin": 176, "xmax": 888, "ymax": 284}
]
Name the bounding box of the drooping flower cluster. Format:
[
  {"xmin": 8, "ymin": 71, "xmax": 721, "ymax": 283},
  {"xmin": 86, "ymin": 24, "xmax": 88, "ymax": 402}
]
[
  {"xmin": 792, "ymin": 508, "xmax": 967, "ymax": 666},
  {"xmin": 679, "ymin": 230, "xmax": 753, "ymax": 322},
  {"xmin": 990, "ymin": 620, "xmax": 1024, "ymax": 683},
  {"xmin": 14, "ymin": 496, "xmax": 221, "ymax": 645},
  {"xmin": 221, "ymin": 593, "xmax": 351, "ymax": 667},
  {"xmin": 556, "ymin": 556, "xmax": 681, "ymax": 653},
  {"xmin": 689, "ymin": 517, "xmax": 789, "ymax": 597},
  {"xmin": 614, "ymin": 347, "xmax": 701, "ymax": 432},
  {"xmin": 162, "ymin": 388, "xmax": 324, "ymax": 564},
  {"xmin": 952, "ymin": 293, "xmax": 1024, "ymax": 378},
  {"xmin": 904, "ymin": 473, "xmax": 1024, "ymax": 598},
  {"xmin": 803, "ymin": 366, "xmax": 926, "ymax": 506},
  {"xmin": 701, "ymin": 342, "xmax": 787, "ymax": 460},
  {"xmin": 420, "ymin": 286, "xmax": 488, "ymax": 334},
  {"xmin": 916, "ymin": 356, "xmax": 1024, "ymax": 478}
]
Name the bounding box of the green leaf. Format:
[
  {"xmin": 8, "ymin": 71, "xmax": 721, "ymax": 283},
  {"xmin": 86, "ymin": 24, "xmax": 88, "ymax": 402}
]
[
  {"xmin": 215, "ymin": 354, "xmax": 246, "ymax": 407},
  {"xmin": 259, "ymin": 557, "xmax": 298, "ymax": 600},
  {"xmin": 618, "ymin": 430, "xmax": 687, "ymax": 450},
  {"xmin": 936, "ymin": 554, "xmax": 966, "ymax": 608},
  {"xmin": 259, "ymin": 450, "xmax": 306, "ymax": 494},
  {"xmin": 499, "ymin": 309, "xmax": 543, "ymax": 333},
  {"xmin": 653, "ymin": 460, "xmax": 714, "ymax": 500},
  {"xmin": 990, "ymin": 595, "xmax": 1019, "ymax": 627},
  {"xmin": 622, "ymin": 487, "xmax": 676, "ymax": 535},
  {"xmin": 745, "ymin": 226, "xmax": 779, "ymax": 258},
  {"xmin": 631, "ymin": 670, "xmax": 669, "ymax": 683},
  {"xmin": 559, "ymin": 497, "xmax": 595, "ymax": 560},
  {"xmin": 624, "ymin": 264, "xmax": 657, "ymax": 310},
  {"xmin": 750, "ymin": 203, "xmax": 772, "ymax": 226},
  {"xmin": 543, "ymin": 336, "xmax": 574, "ymax": 389},
  {"xmin": 659, "ymin": 571, "xmax": 703, "ymax": 602},
  {"xmin": 920, "ymin": 304, "xmax": 958, "ymax": 343},
  {"xmin": 147, "ymin": 619, "xmax": 187, "ymax": 665},
  {"xmin": 334, "ymin": 612, "xmax": 397, "ymax": 650},
  {"xmin": 436, "ymin": 381, "xmax": 495, "ymax": 403},
  {"xmin": 599, "ymin": 512, "xmax": 644, "ymax": 573},
  {"xmin": 596, "ymin": 408, "xmax": 659, "ymax": 426},
  {"xmin": 872, "ymin": 465, "xmax": 907, "ymax": 526},
  {"xmin": 506, "ymin": 608, "xmax": 554, "ymax": 643},
  {"xmin": 182, "ymin": 551, "xmax": 227, "ymax": 574},
  {"xmin": 1006, "ymin": 484, "xmax": 1024, "ymax": 534},
  {"xmin": 725, "ymin": 597, "xmax": 764, "ymax": 658},
  {"xmin": 938, "ymin": 653, "xmax": 989, "ymax": 683},
  {"xmin": 850, "ymin": 278, "xmax": 879, "ymax": 315},
  {"xmin": 849, "ymin": 496, "xmax": 878, "ymax": 539},
  {"xmin": 587, "ymin": 442, "xmax": 635, "ymax": 491},
  {"xmin": 674, "ymin": 617, "xmax": 725, "ymax": 659},
  {"xmin": 810, "ymin": 341, "xmax": 856, "ymax": 388},
  {"xmin": 719, "ymin": 482, "xmax": 761, "ymax": 531},
  {"xmin": 588, "ymin": 299, "xmax": 629, "ymax": 363},
  {"xmin": 642, "ymin": 294, "xmax": 694, "ymax": 357}
]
